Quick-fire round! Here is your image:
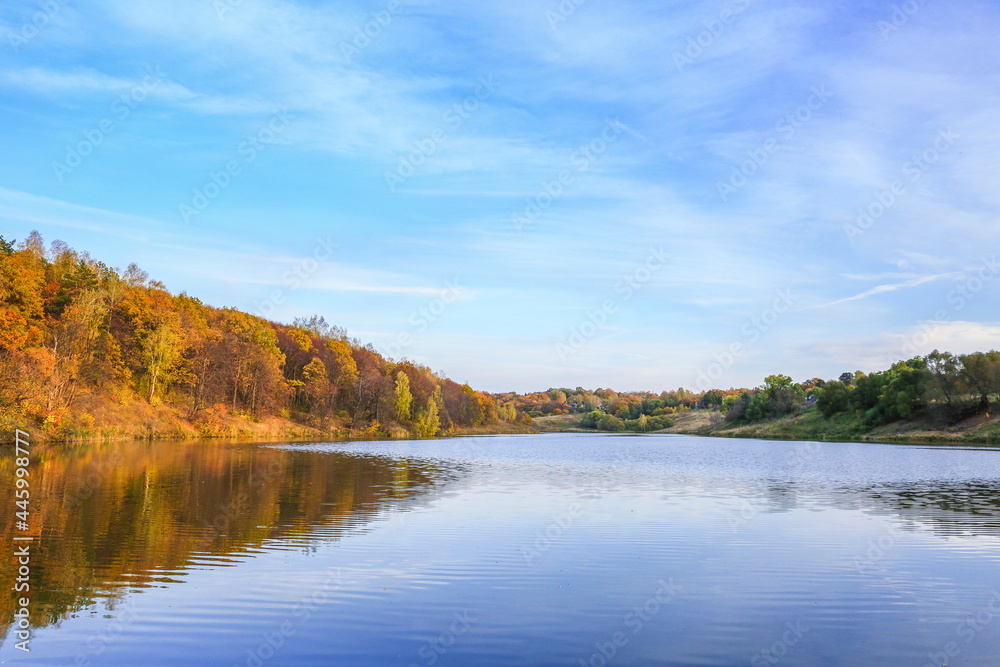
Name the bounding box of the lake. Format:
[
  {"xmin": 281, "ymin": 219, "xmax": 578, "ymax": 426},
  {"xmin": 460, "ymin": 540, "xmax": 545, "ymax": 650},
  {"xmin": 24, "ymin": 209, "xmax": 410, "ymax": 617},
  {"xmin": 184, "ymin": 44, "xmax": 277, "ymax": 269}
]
[{"xmin": 2, "ymin": 434, "xmax": 1000, "ymax": 666}]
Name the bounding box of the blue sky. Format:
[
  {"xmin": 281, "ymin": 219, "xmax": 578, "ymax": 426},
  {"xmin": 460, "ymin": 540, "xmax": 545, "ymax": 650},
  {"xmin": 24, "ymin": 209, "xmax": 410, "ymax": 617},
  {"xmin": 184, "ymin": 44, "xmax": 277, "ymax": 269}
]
[{"xmin": 1, "ymin": 0, "xmax": 999, "ymax": 393}]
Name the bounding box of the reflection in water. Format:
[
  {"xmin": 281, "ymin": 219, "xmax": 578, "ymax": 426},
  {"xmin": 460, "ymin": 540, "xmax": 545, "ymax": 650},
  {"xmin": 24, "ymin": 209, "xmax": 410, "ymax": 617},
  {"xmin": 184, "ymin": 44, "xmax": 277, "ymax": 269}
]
[
  {"xmin": 1, "ymin": 435, "xmax": 999, "ymax": 666},
  {"xmin": 846, "ymin": 480, "xmax": 1000, "ymax": 536},
  {"xmin": 0, "ymin": 439, "xmax": 450, "ymax": 641}
]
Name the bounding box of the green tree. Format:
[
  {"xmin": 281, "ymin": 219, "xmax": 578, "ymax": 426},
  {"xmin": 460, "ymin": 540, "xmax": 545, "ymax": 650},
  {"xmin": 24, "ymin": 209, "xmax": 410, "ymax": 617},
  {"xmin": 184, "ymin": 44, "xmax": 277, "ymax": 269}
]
[
  {"xmin": 701, "ymin": 389, "xmax": 724, "ymax": 407},
  {"xmin": 877, "ymin": 358, "xmax": 929, "ymax": 423},
  {"xmin": 816, "ymin": 380, "xmax": 850, "ymax": 418},
  {"xmin": 759, "ymin": 374, "xmax": 804, "ymax": 418},
  {"xmin": 597, "ymin": 413, "xmax": 625, "ymax": 432},
  {"xmin": 580, "ymin": 410, "xmax": 603, "ymax": 428},
  {"xmin": 745, "ymin": 392, "xmax": 771, "ymax": 422},
  {"xmin": 851, "ymin": 371, "xmax": 886, "ymax": 413},
  {"xmin": 959, "ymin": 351, "xmax": 1000, "ymax": 412},
  {"xmin": 763, "ymin": 374, "xmax": 793, "ymax": 395},
  {"xmin": 925, "ymin": 350, "xmax": 964, "ymax": 421}
]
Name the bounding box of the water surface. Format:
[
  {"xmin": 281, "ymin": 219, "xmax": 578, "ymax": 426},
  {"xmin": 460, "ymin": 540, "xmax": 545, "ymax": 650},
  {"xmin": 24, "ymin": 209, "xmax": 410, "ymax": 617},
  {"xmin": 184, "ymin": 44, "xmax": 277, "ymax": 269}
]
[{"xmin": 2, "ymin": 434, "xmax": 1000, "ymax": 666}]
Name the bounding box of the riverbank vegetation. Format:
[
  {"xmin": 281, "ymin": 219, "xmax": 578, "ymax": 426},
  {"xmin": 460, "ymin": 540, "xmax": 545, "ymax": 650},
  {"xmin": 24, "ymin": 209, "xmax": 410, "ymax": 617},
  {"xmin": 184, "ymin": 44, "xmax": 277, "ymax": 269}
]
[
  {"xmin": 4, "ymin": 233, "xmax": 998, "ymax": 444},
  {"xmin": 0, "ymin": 233, "xmax": 529, "ymax": 441},
  {"xmin": 503, "ymin": 355, "xmax": 1000, "ymax": 443}
]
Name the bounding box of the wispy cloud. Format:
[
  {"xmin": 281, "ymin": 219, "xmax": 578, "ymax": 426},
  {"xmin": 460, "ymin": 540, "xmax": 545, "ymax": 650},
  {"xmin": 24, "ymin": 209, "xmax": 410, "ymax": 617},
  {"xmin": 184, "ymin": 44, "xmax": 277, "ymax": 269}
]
[
  {"xmin": 811, "ymin": 274, "xmax": 957, "ymax": 309},
  {"xmin": 2, "ymin": 0, "xmax": 999, "ymax": 391}
]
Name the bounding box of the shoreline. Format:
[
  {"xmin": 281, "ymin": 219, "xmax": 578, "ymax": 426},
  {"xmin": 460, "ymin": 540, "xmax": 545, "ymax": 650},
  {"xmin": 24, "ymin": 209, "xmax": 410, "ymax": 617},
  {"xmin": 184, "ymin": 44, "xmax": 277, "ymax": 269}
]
[{"xmin": 10, "ymin": 422, "xmax": 999, "ymax": 449}]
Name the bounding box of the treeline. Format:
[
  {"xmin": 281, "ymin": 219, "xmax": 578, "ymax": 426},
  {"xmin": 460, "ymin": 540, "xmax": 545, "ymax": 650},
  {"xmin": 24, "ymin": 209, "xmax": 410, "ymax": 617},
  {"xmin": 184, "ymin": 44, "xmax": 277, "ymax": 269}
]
[
  {"xmin": 508, "ymin": 350, "xmax": 1000, "ymax": 436},
  {"xmin": 720, "ymin": 352, "xmax": 1000, "ymax": 429},
  {"xmin": 813, "ymin": 352, "xmax": 1000, "ymax": 426},
  {"xmin": 496, "ymin": 387, "xmax": 702, "ymax": 418},
  {"xmin": 494, "ymin": 387, "xmax": 702, "ymax": 433},
  {"xmin": 0, "ymin": 232, "xmax": 528, "ymax": 439}
]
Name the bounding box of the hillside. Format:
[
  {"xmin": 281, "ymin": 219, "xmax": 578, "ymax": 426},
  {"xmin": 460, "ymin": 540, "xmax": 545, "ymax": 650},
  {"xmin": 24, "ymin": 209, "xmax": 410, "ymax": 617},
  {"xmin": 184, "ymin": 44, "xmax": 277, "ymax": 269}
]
[
  {"xmin": 0, "ymin": 232, "xmax": 529, "ymax": 442},
  {"xmin": 678, "ymin": 404, "xmax": 1000, "ymax": 444}
]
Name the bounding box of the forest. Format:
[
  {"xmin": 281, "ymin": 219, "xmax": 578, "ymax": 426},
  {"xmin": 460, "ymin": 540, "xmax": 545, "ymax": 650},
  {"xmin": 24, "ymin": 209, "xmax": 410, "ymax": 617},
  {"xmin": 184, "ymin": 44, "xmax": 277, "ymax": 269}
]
[
  {"xmin": 0, "ymin": 232, "xmax": 528, "ymax": 440},
  {"xmin": 3, "ymin": 232, "xmax": 998, "ymax": 442}
]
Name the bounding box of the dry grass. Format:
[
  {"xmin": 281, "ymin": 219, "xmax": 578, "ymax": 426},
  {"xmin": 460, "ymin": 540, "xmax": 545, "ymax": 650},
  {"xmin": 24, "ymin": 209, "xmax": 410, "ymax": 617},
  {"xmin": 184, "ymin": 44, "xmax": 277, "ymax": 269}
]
[{"xmin": 531, "ymin": 414, "xmax": 585, "ymax": 432}]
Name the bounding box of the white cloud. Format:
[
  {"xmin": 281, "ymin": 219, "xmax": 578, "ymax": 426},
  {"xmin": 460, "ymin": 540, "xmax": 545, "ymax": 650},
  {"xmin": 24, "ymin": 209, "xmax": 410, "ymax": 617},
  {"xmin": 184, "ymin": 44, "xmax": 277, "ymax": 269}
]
[{"xmin": 813, "ymin": 273, "xmax": 958, "ymax": 309}]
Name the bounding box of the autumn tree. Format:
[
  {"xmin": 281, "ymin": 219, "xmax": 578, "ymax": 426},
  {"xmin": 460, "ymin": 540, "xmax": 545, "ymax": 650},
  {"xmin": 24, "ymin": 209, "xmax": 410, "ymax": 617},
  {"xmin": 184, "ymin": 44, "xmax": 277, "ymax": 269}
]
[
  {"xmin": 302, "ymin": 357, "xmax": 331, "ymax": 417},
  {"xmin": 413, "ymin": 386, "xmax": 441, "ymax": 437},
  {"xmin": 394, "ymin": 371, "xmax": 413, "ymax": 422},
  {"xmin": 457, "ymin": 384, "xmax": 484, "ymax": 426}
]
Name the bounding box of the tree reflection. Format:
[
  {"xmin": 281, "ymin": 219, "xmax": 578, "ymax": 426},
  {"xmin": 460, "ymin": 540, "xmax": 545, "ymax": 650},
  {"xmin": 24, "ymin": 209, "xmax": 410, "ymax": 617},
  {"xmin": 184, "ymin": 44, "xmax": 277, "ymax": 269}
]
[{"xmin": 0, "ymin": 440, "xmax": 446, "ymax": 641}]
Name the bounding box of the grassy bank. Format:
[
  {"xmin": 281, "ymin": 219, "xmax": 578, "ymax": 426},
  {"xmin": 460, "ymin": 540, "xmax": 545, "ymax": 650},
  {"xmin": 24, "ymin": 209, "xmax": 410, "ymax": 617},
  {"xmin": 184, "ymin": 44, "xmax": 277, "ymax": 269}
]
[
  {"xmin": 531, "ymin": 414, "xmax": 586, "ymax": 432},
  {"xmin": 664, "ymin": 404, "xmax": 1000, "ymax": 445},
  {"xmin": 530, "ymin": 404, "xmax": 1000, "ymax": 446}
]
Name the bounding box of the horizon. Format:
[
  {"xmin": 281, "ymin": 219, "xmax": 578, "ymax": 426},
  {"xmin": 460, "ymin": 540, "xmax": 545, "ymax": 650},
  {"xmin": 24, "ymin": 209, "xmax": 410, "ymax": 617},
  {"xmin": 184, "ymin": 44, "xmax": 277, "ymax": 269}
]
[{"xmin": 2, "ymin": 0, "xmax": 999, "ymax": 394}]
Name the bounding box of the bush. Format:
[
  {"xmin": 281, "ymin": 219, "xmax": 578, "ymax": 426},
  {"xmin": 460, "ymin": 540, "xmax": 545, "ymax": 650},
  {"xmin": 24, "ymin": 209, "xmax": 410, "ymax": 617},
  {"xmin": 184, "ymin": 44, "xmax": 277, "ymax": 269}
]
[
  {"xmin": 817, "ymin": 381, "xmax": 850, "ymax": 418},
  {"xmin": 580, "ymin": 410, "xmax": 603, "ymax": 428},
  {"xmin": 597, "ymin": 414, "xmax": 625, "ymax": 432}
]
